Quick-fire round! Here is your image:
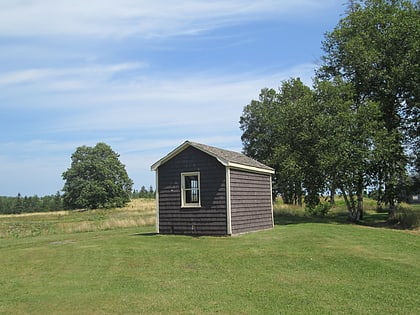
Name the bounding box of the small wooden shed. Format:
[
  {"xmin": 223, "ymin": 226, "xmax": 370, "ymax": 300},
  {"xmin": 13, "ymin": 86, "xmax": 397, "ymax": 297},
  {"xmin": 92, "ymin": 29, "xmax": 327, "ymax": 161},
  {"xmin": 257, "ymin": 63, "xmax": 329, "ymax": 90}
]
[
  {"xmin": 151, "ymin": 141, "xmax": 274, "ymax": 236},
  {"xmin": 409, "ymin": 194, "xmax": 420, "ymax": 204}
]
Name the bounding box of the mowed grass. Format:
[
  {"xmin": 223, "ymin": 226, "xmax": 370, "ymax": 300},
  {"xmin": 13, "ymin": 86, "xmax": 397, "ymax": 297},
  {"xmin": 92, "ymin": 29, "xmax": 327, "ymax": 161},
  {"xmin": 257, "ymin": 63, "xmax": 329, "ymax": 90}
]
[{"xmin": 0, "ymin": 200, "xmax": 419, "ymax": 314}]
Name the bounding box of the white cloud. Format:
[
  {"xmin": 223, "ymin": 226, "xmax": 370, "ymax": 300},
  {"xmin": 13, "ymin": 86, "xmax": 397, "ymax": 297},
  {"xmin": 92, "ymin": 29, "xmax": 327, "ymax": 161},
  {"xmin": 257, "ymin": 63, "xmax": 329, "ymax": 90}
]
[
  {"xmin": 0, "ymin": 60, "xmax": 317, "ymax": 135},
  {"xmin": 31, "ymin": 63, "xmax": 314, "ymax": 132},
  {"xmin": 0, "ymin": 0, "xmax": 338, "ymax": 38},
  {"xmin": 0, "ymin": 62, "xmax": 145, "ymax": 86},
  {"xmin": 0, "ymin": 0, "xmax": 340, "ymax": 196}
]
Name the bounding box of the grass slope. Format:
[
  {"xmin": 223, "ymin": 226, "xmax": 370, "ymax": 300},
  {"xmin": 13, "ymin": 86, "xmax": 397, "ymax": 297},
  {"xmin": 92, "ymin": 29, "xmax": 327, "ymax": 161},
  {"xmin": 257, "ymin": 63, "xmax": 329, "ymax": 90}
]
[
  {"xmin": 0, "ymin": 215, "xmax": 419, "ymax": 314},
  {"xmin": 0, "ymin": 199, "xmax": 155, "ymax": 238}
]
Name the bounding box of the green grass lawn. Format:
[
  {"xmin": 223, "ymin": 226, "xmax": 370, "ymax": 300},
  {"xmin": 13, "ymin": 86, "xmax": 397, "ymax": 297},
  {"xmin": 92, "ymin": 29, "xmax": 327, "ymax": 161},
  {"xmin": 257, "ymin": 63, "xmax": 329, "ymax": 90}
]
[{"xmin": 0, "ymin": 199, "xmax": 419, "ymax": 314}]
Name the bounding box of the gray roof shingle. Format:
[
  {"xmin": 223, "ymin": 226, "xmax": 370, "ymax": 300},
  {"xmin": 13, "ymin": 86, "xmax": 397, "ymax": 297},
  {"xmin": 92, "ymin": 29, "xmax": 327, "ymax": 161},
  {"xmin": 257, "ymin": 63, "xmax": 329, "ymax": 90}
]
[
  {"xmin": 188, "ymin": 141, "xmax": 274, "ymax": 172},
  {"xmin": 151, "ymin": 140, "xmax": 274, "ymax": 174}
]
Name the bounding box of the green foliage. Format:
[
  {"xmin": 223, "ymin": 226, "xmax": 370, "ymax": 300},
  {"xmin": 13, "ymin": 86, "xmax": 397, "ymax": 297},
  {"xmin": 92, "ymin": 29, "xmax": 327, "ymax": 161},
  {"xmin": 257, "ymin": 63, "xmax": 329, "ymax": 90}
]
[
  {"xmin": 321, "ymin": 0, "xmax": 419, "ymax": 120},
  {"xmin": 241, "ymin": 0, "xmax": 419, "ymax": 220},
  {"xmin": 305, "ymin": 201, "xmax": 332, "ymax": 217},
  {"xmin": 316, "ymin": 79, "xmax": 387, "ymax": 221},
  {"xmin": 62, "ymin": 143, "xmax": 133, "ymax": 209},
  {"xmin": 240, "ymin": 77, "xmax": 385, "ymax": 220},
  {"xmin": 240, "ymin": 78, "xmax": 324, "ymax": 205},
  {"xmin": 388, "ymin": 205, "xmax": 420, "ymax": 229},
  {"xmin": 319, "ymin": 0, "xmax": 419, "ymax": 209},
  {"xmin": 132, "ymin": 185, "xmax": 155, "ymax": 199},
  {"xmin": 0, "ymin": 192, "xmax": 63, "ymax": 215}
]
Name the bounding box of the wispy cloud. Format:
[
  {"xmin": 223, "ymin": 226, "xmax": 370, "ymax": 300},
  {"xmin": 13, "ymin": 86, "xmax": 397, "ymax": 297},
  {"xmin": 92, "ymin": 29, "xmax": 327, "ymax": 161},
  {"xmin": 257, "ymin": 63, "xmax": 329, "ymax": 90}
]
[
  {"xmin": 0, "ymin": 60, "xmax": 317, "ymax": 195},
  {"xmin": 0, "ymin": 0, "xmax": 338, "ymax": 38},
  {"xmin": 0, "ymin": 0, "xmax": 342, "ymax": 195},
  {"xmin": 0, "ymin": 62, "xmax": 145, "ymax": 86},
  {"xmin": 1, "ymin": 61, "xmax": 316, "ymax": 131}
]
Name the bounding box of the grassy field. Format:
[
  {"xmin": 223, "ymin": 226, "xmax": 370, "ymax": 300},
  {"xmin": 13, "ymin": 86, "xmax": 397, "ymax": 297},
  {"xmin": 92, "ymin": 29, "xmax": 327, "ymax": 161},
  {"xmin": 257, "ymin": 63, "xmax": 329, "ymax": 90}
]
[
  {"xmin": 0, "ymin": 199, "xmax": 155, "ymax": 238},
  {"xmin": 0, "ymin": 199, "xmax": 419, "ymax": 314}
]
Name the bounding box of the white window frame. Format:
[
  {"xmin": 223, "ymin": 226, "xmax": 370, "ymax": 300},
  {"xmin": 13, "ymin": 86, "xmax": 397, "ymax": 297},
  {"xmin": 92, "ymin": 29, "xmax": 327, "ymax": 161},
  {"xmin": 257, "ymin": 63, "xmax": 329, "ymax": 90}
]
[{"xmin": 181, "ymin": 172, "xmax": 201, "ymax": 208}]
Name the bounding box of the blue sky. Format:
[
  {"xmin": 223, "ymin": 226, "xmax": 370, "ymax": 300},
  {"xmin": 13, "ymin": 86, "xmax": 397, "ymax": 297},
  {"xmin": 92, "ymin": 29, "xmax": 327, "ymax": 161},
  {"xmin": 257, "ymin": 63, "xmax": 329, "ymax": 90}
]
[{"xmin": 0, "ymin": 0, "xmax": 344, "ymax": 196}]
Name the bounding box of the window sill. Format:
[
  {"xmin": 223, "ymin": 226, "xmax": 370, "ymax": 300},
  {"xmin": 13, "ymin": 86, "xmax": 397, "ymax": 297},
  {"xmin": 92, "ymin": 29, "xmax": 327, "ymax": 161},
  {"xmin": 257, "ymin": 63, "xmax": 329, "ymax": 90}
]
[{"xmin": 181, "ymin": 204, "xmax": 201, "ymax": 208}]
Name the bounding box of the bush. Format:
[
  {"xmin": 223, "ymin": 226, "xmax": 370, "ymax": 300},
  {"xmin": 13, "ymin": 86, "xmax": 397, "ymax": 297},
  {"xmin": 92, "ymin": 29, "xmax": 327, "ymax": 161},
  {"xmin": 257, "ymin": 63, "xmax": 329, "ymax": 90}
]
[
  {"xmin": 305, "ymin": 202, "xmax": 331, "ymax": 217},
  {"xmin": 375, "ymin": 204, "xmax": 388, "ymax": 213},
  {"xmin": 388, "ymin": 205, "xmax": 420, "ymax": 229}
]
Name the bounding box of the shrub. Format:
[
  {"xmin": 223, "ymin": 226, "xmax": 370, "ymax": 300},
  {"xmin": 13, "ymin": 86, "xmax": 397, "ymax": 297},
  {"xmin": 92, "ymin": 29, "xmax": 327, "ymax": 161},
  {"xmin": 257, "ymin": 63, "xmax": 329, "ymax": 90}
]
[
  {"xmin": 388, "ymin": 205, "xmax": 420, "ymax": 229},
  {"xmin": 305, "ymin": 202, "xmax": 331, "ymax": 217},
  {"xmin": 375, "ymin": 204, "xmax": 388, "ymax": 213}
]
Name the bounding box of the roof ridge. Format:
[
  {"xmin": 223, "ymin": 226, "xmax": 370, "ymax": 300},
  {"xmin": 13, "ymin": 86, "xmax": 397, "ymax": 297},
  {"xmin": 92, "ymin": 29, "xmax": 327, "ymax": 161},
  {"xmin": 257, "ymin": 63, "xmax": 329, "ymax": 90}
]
[
  {"xmin": 188, "ymin": 141, "xmax": 274, "ymax": 172},
  {"xmin": 151, "ymin": 140, "xmax": 274, "ymax": 174}
]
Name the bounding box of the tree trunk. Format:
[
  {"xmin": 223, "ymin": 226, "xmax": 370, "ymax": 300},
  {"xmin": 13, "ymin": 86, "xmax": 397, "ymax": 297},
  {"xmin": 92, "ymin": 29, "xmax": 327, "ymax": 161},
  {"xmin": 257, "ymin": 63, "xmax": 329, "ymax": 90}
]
[
  {"xmin": 341, "ymin": 187, "xmax": 360, "ymax": 222},
  {"xmin": 357, "ymin": 175, "xmax": 364, "ymax": 220},
  {"xmin": 330, "ymin": 184, "xmax": 336, "ymax": 206},
  {"xmin": 386, "ymin": 183, "xmax": 397, "ymax": 219}
]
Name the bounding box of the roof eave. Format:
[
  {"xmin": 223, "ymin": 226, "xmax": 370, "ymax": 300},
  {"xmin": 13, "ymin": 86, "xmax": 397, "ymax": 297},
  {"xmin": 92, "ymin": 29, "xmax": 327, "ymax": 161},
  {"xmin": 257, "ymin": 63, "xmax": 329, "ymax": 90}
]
[
  {"xmin": 150, "ymin": 141, "xmax": 191, "ymax": 171},
  {"xmin": 227, "ymin": 162, "xmax": 275, "ymax": 175},
  {"xmin": 151, "ymin": 140, "xmax": 274, "ymax": 175},
  {"xmin": 151, "ymin": 141, "xmax": 231, "ymax": 171}
]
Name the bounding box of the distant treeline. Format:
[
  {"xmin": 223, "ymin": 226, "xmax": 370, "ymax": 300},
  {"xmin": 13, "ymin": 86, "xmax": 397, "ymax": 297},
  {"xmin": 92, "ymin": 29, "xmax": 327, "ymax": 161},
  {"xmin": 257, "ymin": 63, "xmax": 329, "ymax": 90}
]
[
  {"xmin": 131, "ymin": 186, "xmax": 155, "ymax": 199},
  {"xmin": 0, "ymin": 187, "xmax": 155, "ymax": 215},
  {"xmin": 0, "ymin": 192, "xmax": 63, "ymax": 215}
]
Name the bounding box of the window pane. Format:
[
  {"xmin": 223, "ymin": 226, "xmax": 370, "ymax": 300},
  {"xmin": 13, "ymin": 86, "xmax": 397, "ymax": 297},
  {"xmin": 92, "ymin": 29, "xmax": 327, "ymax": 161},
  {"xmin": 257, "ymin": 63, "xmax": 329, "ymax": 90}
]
[
  {"xmin": 184, "ymin": 175, "xmax": 199, "ymax": 204},
  {"xmin": 185, "ymin": 176, "xmax": 198, "ymax": 189}
]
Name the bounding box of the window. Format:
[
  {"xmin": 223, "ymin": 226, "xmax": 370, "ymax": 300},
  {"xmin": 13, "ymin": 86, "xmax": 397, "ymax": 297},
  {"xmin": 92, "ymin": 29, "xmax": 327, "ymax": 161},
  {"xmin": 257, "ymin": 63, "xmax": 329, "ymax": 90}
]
[{"xmin": 181, "ymin": 172, "xmax": 201, "ymax": 207}]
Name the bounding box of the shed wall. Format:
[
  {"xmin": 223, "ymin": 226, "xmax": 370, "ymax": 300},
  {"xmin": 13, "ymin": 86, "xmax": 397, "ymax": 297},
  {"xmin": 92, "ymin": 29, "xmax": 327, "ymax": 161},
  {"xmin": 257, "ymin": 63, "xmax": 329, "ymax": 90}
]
[
  {"xmin": 157, "ymin": 146, "xmax": 227, "ymax": 235},
  {"xmin": 230, "ymin": 169, "xmax": 273, "ymax": 234},
  {"xmin": 409, "ymin": 195, "xmax": 420, "ymax": 204}
]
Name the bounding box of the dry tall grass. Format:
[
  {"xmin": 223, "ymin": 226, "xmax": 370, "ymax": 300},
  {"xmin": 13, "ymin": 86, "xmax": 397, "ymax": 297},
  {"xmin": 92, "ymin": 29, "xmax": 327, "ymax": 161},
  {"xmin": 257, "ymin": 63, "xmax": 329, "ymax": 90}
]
[
  {"xmin": 0, "ymin": 198, "xmax": 156, "ymax": 238},
  {"xmin": 0, "ymin": 210, "xmax": 70, "ymax": 219},
  {"xmin": 56, "ymin": 198, "xmax": 156, "ymax": 234}
]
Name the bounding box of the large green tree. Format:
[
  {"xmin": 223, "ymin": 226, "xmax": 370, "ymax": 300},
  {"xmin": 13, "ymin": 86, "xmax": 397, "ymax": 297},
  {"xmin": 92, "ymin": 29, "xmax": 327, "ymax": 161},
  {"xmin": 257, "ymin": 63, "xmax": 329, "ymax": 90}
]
[
  {"xmin": 240, "ymin": 78, "xmax": 385, "ymax": 221},
  {"xmin": 240, "ymin": 78, "xmax": 324, "ymax": 207},
  {"xmin": 62, "ymin": 143, "xmax": 133, "ymax": 209},
  {"xmin": 314, "ymin": 79, "xmax": 385, "ymax": 220},
  {"xmin": 318, "ymin": 0, "xmax": 419, "ymax": 211}
]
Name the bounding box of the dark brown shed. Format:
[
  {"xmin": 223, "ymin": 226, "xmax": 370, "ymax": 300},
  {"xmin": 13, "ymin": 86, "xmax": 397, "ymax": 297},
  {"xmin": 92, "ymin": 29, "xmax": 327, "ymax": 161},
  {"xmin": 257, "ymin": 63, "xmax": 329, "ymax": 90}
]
[{"xmin": 151, "ymin": 141, "xmax": 274, "ymax": 236}]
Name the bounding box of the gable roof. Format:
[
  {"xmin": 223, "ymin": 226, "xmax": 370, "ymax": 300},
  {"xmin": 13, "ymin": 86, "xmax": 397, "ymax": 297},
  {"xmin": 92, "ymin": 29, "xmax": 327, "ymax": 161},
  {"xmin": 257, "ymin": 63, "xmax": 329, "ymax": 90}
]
[{"xmin": 151, "ymin": 140, "xmax": 274, "ymax": 174}]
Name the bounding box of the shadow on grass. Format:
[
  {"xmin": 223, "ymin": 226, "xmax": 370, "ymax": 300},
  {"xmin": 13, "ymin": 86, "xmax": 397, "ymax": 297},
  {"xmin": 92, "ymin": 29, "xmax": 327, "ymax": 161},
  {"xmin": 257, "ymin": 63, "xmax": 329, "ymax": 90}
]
[
  {"xmin": 358, "ymin": 212, "xmax": 390, "ymax": 228},
  {"xmin": 131, "ymin": 232, "xmax": 158, "ymax": 237},
  {"xmin": 274, "ymin": 212, "xmax": 348, "ymax": 226},
  {"xmin": 274, "ymin": 211, "xmax": 393, "ymax": 229}
]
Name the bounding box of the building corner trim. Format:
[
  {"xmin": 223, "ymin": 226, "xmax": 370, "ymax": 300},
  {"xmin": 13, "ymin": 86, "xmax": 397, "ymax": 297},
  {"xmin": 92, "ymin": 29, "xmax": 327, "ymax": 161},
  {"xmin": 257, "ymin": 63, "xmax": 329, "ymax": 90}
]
[
  {"xmin": 226, "ymin": 167, "xmax": 232, "ymax": 235},
  {"xmin": 155, "ymin": 169, "xmax": 159, "ymax": 234}
]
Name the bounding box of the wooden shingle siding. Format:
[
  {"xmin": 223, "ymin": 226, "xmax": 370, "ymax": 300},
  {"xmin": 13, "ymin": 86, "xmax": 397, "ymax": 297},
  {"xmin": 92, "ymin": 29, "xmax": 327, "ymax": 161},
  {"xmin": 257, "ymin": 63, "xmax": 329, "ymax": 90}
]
[
  {"xmin": 230, "ymin": 169, "xmax": 273, "ymax": 234},
  {"xmin": 158, "ymin": 146, "xmax": 228, "ymax": 236},
  {"xmin": 152, "ymin": 141, "xmax": 274, "ymax": 236}
]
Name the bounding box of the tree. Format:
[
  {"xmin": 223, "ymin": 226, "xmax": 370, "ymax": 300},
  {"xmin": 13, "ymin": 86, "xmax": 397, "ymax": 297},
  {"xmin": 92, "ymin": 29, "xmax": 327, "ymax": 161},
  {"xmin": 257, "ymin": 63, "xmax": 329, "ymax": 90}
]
[
  {"xmin": 62, "ymin": 143, "xmax": 133, "ymax": 209},
  {"xmin": 148, "ymin": 185, "xmax": 155, "ymax": 198},
  {"xmin": 240, "ymin": 78, "xmax": 324, "ymax": 207},
  {"xmin": 240, "ymin": 87, "xmax": 282, "ymax": 199},
  {"xmin": 314, "ymin": 79, "xmax": 386, "ymax": 221},
  {"xmin": 13, "ymin": 193, "xmax": 24, "ymax": 214},
  {"xmin": 272, "ymin": 79, "xmax": 324, "ymax": 208},
  {"xmin": 52, "ymin": 191, "xmax": 63, "ymax": 211},
  {"xmin": 138, "ymin": 186, "xmax": 148, "ymax": 198},
  {"xmin": 318, "ymin": 0, "xmax": 419, "ymax": 213},
  {"xmin": 240, "ymin": 77, "xmax": 387, "ymax": 221}
]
